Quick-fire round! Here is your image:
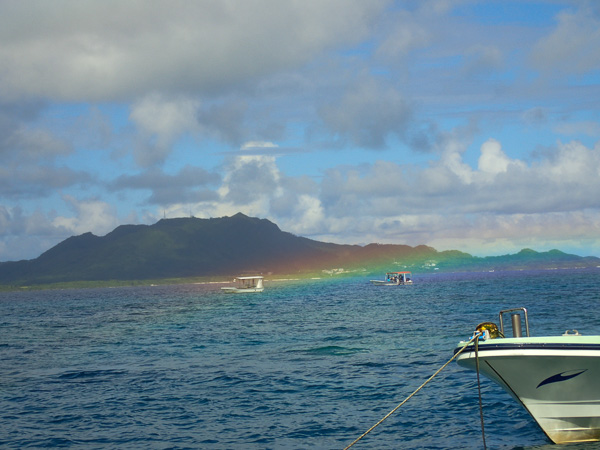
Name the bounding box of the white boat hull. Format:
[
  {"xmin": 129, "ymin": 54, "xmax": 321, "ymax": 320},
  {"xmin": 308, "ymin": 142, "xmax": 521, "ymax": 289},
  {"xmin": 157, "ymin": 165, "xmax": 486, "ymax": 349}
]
[
  {"xmin": 456, "ymin": 336, "xmax": 600, "ymax": 444},
  {"xmin": 369, "ymin": 280, "xmax": 412, "ymax": 286},
  {"xmin": 221, "ymin": 276, "xmax": 264, "ymax": 293},
  {"xmin": 221, "ymin": 287, "xmax": 264, "ymax": 293}
]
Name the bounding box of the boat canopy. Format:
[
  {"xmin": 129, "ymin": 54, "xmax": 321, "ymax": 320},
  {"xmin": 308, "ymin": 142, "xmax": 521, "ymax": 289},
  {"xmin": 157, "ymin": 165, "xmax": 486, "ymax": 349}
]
[{"xmin": 235, "ymin": 276, "xmax": 264, "ymax": 289}]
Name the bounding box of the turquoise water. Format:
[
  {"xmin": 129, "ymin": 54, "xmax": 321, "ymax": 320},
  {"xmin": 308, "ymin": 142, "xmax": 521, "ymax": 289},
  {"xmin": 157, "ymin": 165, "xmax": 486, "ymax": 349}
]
[{"xmin": 1, "ymin": 269, "xmax": 600, "ymax": 449}]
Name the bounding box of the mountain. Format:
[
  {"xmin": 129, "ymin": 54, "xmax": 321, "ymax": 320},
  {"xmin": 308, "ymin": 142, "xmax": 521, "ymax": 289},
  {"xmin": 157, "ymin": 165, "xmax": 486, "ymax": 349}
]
[{"xmin": 0, "ymin": 213, "xmax": 598, "ymax": 286}]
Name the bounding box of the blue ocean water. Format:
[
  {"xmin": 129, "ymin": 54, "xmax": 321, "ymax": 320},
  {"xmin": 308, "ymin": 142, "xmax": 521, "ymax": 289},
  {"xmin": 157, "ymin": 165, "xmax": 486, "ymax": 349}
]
[{"xmin": 1, "ymin": 269, "xmax": 600, "ymax": 449}]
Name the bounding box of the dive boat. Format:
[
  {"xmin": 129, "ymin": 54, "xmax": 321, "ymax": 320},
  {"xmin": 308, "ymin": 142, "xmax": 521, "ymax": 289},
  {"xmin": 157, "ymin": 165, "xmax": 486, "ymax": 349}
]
[
  {"xmin": 369, "ymin": 271, "xmax": 412, "ymax": 286},
  {"xmin": 221, "ymin": 276, "xmax": 264, "ymax": 293},
  {"xmin": 455, "ymin": 308, "xmax": 600, "ymax": 444}
]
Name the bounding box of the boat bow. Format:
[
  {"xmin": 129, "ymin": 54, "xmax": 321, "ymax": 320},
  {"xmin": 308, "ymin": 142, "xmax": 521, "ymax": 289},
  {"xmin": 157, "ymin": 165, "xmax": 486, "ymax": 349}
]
[{"xmin": 455, "ymin": 308, "xmax": 600, "ymax": 444}]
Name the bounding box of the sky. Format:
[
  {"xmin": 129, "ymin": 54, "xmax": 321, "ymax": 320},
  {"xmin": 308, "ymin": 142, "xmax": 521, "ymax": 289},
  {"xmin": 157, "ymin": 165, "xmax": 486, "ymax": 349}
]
[{"xmin": 1, "ymin": 0, "xmax": 600, "ymax": 262}]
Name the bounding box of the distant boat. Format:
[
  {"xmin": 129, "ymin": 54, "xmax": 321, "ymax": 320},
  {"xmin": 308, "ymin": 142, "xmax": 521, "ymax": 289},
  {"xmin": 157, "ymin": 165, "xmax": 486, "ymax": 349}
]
[
  {"xmin": 221, "ymin": 276, "xmax": 264, "ymax": 293},
  {"xmin": 369, "ymin": 271, "xmax": 412, "ymax": 285},
  {"xmin": 455, "ymin": 307, "xmax": 600, "ymax": 444}
]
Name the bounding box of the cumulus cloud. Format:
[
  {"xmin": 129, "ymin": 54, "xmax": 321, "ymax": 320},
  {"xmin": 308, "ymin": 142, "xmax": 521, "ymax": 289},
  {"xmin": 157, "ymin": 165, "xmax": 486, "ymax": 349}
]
[
  {"xmin": 52, "ymin": 196, "xmax": 123, "ymax": 236},
  {"xmin": 0, "ymin": 1, "xmax": 386, "ymax": 102},
  {"xmin": 319, "ymin": 80, "xmax": 413, "ymax": 149},
  {"xmin": 478, "ymin": 138, "xmax": 513, "ymax": 175},
  {"xmin": 0, "ymin": 201, "xmax": 116, "ymax": 261},
  {"xmin": 3, "ymin": 134, "xmax": 600, "ymax": 261},
  {"xmin": 531, "ymin": 5, "xmax": 600, "ymax": 76},
  {"xmin": 153, "ymin": 136, "xmax": 599, "ymax": 257},
  {"xmin": 129, "ymin": 94, "xmax": 201, "ymax": 166},
  {"xmin": 0, "ymin": 206, "xmax": 62, "ymax": 261},
  {"xmin": 260, "ymin": 135, "xmax": 588, "ymax": 237},
  {"xmin": 220, "ymin": 151, "xmax": 282, "ymax": 205}
]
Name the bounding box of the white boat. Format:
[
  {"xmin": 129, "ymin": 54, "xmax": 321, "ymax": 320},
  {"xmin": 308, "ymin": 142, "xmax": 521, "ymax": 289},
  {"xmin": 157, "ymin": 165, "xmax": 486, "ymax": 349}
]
[
  {"xmin": 221, "ymin": 276, "xmax": 264, "ymax": 293},
  {"xmin": 455, "ymin": 307, "xmax": 600, "ymax": 444},
  {"xmin": 369, "ymin": 271, "xmax": 412, "ymax": 285}
]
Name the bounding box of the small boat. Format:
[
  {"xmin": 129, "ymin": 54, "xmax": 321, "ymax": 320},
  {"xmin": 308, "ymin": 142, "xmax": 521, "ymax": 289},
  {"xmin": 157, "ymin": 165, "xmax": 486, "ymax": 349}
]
[
  {"xmin": 455, "ymin": 307, "xmax": 600, "ymax": 444},
  {"xmin": 369, "ymin": 271, "xmax": 412, "ymax": 286},
  {"xmin": 221, "ymin": 276, "xmax": 264, "ymax": 293}
]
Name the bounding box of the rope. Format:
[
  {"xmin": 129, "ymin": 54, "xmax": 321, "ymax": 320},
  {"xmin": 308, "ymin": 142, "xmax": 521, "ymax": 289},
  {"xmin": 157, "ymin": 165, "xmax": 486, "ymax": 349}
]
[
  {"xmin": 475, "ymin": 336, "xmax": 487, "ymax": 449},
  {"xmin": 343, "ymin": 332, "xmax": 482, "ymax": 449}
]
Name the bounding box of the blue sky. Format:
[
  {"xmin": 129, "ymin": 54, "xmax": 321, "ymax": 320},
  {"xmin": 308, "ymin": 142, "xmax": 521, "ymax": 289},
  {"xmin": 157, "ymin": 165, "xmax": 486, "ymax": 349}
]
[{"xmin": 1, "ymin": 0, "xmax": 600, "ymax": 261}]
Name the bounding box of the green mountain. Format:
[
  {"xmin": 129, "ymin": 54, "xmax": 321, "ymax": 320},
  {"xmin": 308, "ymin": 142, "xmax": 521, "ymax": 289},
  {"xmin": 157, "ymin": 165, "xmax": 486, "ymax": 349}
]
[{"xmin": 0, "ymin": 213, "xmax": 598, "ymax": 287}]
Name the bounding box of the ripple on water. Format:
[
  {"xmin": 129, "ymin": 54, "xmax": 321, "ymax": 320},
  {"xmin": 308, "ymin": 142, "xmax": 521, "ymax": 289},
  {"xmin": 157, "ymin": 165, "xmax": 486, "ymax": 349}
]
[{"xmin": 1, "ymin": 270, "xmax": 599, "ymax": 448}]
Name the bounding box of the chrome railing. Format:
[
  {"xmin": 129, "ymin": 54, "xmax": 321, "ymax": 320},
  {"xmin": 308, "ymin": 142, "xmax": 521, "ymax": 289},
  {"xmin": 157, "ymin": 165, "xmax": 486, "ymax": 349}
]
[{"xmin": 499, "ymin": 307, "xmax": 530, "ymax": 337}]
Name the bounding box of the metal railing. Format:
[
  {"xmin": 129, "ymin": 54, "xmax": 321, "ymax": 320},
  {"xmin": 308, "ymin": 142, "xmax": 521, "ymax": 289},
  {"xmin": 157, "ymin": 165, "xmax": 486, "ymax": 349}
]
[{"xmin": 499, "ymin": 307, "xmax": 530, "ymax": 337}]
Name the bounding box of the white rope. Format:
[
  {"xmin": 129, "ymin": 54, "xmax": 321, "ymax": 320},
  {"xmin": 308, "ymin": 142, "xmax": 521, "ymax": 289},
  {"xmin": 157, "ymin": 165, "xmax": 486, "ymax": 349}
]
[{"xmin": 343, "ymin": 332, "xmax": 482, "ymax": 449}]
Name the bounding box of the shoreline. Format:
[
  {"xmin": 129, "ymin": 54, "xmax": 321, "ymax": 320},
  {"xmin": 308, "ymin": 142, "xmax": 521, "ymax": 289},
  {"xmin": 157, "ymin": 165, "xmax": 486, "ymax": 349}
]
[{"xmin": 1, "ymin": 265, "xmax": 598, "ymax": 292}]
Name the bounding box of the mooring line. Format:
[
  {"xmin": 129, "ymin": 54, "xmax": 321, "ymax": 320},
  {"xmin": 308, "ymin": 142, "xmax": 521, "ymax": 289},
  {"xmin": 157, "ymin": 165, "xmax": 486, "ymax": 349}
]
[
  {"xmin": 343, "ymin": 332, "xmax": 482, "ymax": 449},
  {"xmin": 475, "ymin": 335, "xmax": 487, "ymax": 449}
]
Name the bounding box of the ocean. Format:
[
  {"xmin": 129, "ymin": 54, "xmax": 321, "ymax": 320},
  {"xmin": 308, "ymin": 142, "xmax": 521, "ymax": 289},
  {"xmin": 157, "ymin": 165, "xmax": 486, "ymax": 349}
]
[{"xmin": 1, "ymin": 268, "xmax": 600, "ymax": 449}]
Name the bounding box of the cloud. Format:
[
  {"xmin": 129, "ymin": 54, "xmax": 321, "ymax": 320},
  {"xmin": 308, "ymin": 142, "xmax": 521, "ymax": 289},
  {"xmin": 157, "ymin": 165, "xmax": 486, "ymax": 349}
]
[
  {"xmin": 1, "ymin": 1, "xmax": 600, "ymax": 263},
  {"xmin": 163, "ymin": 135, "xmax": 600, "ymax": 257},
  {"xmin": 478, "ymin": 138, "xmax": 514, "ymax": 175},
  {"xmin": 0, "ymin": 1, "xmax": 387, "ymax": 102},
  {"xmin": 0, "ymin": 165, "xmax": 93, "ymax": 199},
  {"xmin": 375, "ymin": 10, "xmax": 432, "ymax": 60},
  {"xmin": 0, "ymin": 206, "xmax": 62, "ymax": 261},
  {"xmin": 0, "ymin": 201, "xmax": 124, "ymax": 261},
  {"xmin": 522, "ymin": 107, "xmax": 548, "ymax": 125},
  {"xmin": 531, "ymin": 5, "xmax": 600, "ymax": 76},
  {"xmin": 0, "ymin": 100, "xmax": 70, "ymax": 162},
  {"xmin": 3, "ymin": 134, "xmax": 600, "ymax": 261},
  {"xmin": 462, "ymin": 45, "xmax": 504, "ymax": 76},
  {"xmin": 319, "ymin": 80, "xmax": 414, "ymax": 149},
  {"xmin": 111, "ymin": 166, "xmax": 221, "ymax": 206},
  {"xmin": 555, "ymin": 121, "xmax": 600, "ymax": 137},
  {"xmin": 220, "ymin": 152, "xmax": 282, "ymax": 205},
  {"xmin": 129, "ymin": 94, "xmax": 201, "ymax": 167},
  {"xmin": 52, "ymin": 196, "xmax": 123, "ymax": 236},
  {"xmin": 196, "ymin": 99, "xmax": 248, "ymax": 146},
  {"xmin": 302, "ymin": 138, "xmax": 600, "ymax": 237}
]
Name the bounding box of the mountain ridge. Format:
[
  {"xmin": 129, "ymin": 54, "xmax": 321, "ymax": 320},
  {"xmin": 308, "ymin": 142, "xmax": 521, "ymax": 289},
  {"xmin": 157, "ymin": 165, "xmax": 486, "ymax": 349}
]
[{"xmin": 0, "ymin": 213, "xmax": 598, "ymax": 286}]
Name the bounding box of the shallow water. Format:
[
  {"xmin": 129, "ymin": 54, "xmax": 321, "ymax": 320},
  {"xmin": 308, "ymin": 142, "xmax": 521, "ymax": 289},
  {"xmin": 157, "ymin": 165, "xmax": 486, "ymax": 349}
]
[{"xmin": 1, "ymin": 269, "xmax": 600, "ymax": 449}]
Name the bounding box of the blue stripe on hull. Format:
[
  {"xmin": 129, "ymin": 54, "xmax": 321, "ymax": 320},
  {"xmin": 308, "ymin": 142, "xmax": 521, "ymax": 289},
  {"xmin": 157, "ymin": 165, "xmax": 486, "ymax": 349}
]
[{"xmin": 455, "ymin": 342, "xmax": 600, "ymax": 355}]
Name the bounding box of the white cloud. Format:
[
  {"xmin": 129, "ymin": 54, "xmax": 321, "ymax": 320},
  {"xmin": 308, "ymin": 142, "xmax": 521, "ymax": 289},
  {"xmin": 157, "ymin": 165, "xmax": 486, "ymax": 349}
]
[
  {"xmin": 52, "ymin": 196, "xmax": 122, "ymax": 236},
  {"xmin": 544, "ymin": 140, "xmax": 600, "ymax": 183},
  {"xmin": 478, "ymin": 138, "xmax": 511, "ymax": 175},
  {"xmin": 319, "ymin": 80, "xmax": 413, "ymax": 149},
  {"xmin": 0, "ymin": 0, "xmax": 387, "ymax": 102},
  {"xmin": 130, "ymin": 94, "xmax": 200, "ymax": 139},
  {"xmin": 129, "ymin": 94, "xmax": 201, "ymax": 166},
  {"xmin": 241, "ymin": 141, "xmax": 279, "ymax": 151},
  {"xmin": 376, "ymin": 11, "xmax": 432, "ymax": 60},
  {"xmin": 531, "ymin": 5, "xmax": 600, "ymax": 76}
]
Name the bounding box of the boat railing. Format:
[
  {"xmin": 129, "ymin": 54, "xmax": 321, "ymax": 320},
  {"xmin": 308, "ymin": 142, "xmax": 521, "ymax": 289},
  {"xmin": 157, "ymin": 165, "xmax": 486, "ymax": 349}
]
[{"xmin": 499, "ymin": 307, "xmax": 530, "ymax": 337}]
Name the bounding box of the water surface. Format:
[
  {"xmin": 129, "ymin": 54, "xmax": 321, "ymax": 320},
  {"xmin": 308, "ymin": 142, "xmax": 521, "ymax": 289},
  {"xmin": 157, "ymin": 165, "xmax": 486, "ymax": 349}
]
[{"xmin": 1, "ymin": 269, "xmax": 600, "ymax": 448}]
